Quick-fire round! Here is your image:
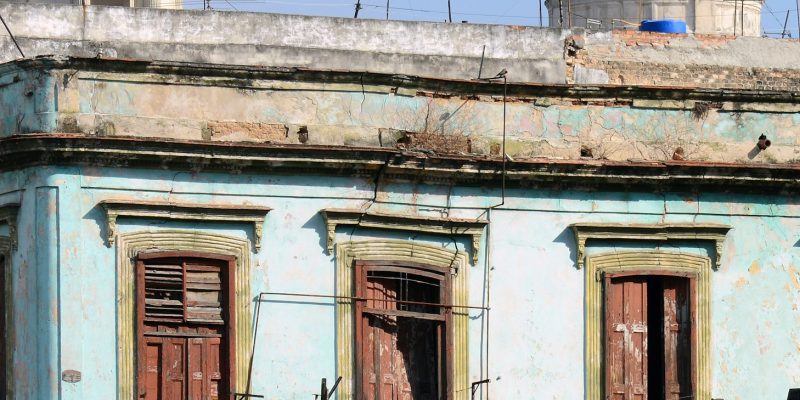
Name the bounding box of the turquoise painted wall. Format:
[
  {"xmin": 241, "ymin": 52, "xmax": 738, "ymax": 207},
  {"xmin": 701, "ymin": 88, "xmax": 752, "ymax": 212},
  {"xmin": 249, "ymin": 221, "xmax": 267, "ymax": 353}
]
[{"xmin": 0, "ymin": 165, "xmax": 798, "ymax": 399}]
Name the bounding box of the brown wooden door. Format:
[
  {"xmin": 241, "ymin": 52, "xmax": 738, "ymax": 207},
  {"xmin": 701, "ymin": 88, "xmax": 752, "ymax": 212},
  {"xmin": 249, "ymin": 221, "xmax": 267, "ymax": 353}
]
[
  {"xmin": 662, "ymin": 278, "xmax": 691, "ymax": 400},
  {"xmin": 356, "ymin": 262, "xmax": 447, "ymax": 400},
  {"xmin": 143, "ymin": 337, "xmax": 186, "ymax": 400},
  {"xmin": 137, "ymin": 253, "xmax": 235, "ymax": 400},
  {"xmin": 605, "ymin": 276, "xmax": 648, "ymax": 400},
  {"xmin": 142, "ymin": 336, "xmax": 223, "ymax": 400}
]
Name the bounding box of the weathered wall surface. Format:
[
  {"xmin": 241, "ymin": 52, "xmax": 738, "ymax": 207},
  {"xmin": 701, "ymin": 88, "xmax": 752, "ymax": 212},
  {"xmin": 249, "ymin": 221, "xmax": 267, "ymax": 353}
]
[
  {"xmin": 3, "ymin": 62, "xmax": 797, "ymax": 164},
  {"xmin": 2, "ymin": 165, "xmax": 799, "ymax": 399},
  {"xmin": 570, "ymin": 30, "xmax": 800, "ymax": 89},
  {"xmin": 0, "ymin": 3, "xmax": 568, "ymax": 83},
  {"xmin": 1, "ymin": 4, "xmax": 800, "ymax": 89}
]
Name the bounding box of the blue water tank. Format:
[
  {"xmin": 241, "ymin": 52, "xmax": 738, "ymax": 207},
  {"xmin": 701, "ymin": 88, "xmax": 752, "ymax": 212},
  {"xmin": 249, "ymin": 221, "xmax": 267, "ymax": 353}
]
[{"xmin": 639, "ymin": 19, "xmax": 687, "ymax": 33}]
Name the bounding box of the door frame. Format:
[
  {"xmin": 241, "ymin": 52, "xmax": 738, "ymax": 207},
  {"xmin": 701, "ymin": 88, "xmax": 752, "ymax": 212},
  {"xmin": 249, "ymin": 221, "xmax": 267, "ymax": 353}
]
[
  {"xmin": 135, "ymin": 251, "xmax": 237, "ymax": 399},
  {"xmin": 584, "ymin": 251, "xmax": 712, "ymax": 400},
  {"xmin": 603, "ymin": 271, "xmax": 697, "ymax": 400},
  {"xmin": 353, "ymin": 260, "xmax": 453, "ymax": 400}
]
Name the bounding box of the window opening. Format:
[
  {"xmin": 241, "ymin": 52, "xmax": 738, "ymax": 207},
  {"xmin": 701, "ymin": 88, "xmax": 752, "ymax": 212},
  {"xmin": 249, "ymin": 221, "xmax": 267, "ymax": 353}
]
[
  {"xmin": 356, "ymin": 262, "xmax": 451, "ymax": 400},
  {"xmin": 605, "ymin": 274, "xmax": 693, "ymax": 400}
]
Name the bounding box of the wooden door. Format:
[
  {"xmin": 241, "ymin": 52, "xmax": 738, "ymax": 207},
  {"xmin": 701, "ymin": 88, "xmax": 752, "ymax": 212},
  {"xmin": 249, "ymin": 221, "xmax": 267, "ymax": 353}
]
[
  {"xmin": 356, "ymin": 262, "xmax": 448, "ymax": 400},
  {"xmin": 662, "ymin": 278, "xmax": 691, "ymax": 400},
  {"xmin": 137, "ymin": 253, "xmax": 234, "ymax": 400},
  {"xmin": 143, "ymin": 337, "xmax": 186, "ymax": 400},
  {"xmin": 605, "ymin": 276, "xmax": 648, "ymax": 400}
]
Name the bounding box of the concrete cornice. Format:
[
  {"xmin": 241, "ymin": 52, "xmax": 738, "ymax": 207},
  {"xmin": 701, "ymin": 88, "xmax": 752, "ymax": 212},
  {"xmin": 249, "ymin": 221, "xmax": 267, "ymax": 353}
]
[
  {"xmin": 3, "ymin": 134, "xmax": 800, "ymax": 194},
  {"xmin": 5, "ymin": 56, "xmax": 800, "ymax": 104}
]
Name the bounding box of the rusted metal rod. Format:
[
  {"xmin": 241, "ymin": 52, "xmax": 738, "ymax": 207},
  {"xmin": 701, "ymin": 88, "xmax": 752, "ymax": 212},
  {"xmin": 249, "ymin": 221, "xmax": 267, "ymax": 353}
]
[
  {"xmin": 257, "ymin": 291, "xmax": 489, "ymax": 310},
  {"xmin": 0, "ymin": 12, "xmax": 23, "ymax": 58}
]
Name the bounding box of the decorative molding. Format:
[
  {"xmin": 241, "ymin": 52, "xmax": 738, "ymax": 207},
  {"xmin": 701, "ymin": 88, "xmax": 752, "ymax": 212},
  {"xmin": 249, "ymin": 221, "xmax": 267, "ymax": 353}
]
[
  {"xmin": 100, "ymin": 200, "xmax": 271, "ymax": 251},
  {"xmin": 322, "ymin": 208, "xmax": 486, "ymax": 264},
  {"xmin": 585, "ymin": 251, "xmax": 712, "ymax": 400},
  {"xmin": 0, "ymin": 204, "xmax": 20, "ymax": 250},
  {"xmin": 570, "ymin": 223, "xmax": 731, "ymax": 269},
  {"xmin": 0, "ymin": 237, "xmax": 12, "ymax": 400},
  {"xmin": 116, "ymin": 230, "xmax": 252, "ymax": 400},
  {"xmin": 335, "ymin": 240, "xmax": 470, "ymax": 400}
]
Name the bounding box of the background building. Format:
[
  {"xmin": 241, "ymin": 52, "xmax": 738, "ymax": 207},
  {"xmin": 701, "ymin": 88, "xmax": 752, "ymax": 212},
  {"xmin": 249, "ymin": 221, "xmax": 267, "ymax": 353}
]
[{"xmin": 546, "ymin": 0, "xmax": 763, "ymax": 36}]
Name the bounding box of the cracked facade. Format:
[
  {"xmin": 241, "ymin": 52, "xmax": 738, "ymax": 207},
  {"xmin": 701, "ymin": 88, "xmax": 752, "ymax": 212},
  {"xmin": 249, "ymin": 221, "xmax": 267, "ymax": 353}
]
[{"xmin": 0, "ymin": 4, "xmax": 798, "ymax": 400}]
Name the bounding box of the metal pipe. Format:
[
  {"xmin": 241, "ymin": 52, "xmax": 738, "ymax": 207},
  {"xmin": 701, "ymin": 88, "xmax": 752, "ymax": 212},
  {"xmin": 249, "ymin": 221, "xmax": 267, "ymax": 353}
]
[
  {"xmin": 782, "ymin": 10, "xmax": 790, "ymax": 38},
  {"xmin": 539, "ymin": 0, "xmax": 543, "ymax": 27},
  {"xmin": 257, "ymin": 291, "xmax": 490, "ymax": 310},
  {"xmin": 448, "ymin": 0, "xmax": 452, "ymax": 22},
  {"xmin": 477, "ymin": 45, "xmax": 485, "ymax": 80},
  {"xmin": 796, "ymin": 0, "xmax": 800, "ymax": 41}
]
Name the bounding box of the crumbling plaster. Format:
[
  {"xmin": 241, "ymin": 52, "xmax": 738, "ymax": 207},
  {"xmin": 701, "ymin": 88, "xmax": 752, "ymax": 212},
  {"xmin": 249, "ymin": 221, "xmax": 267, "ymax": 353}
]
[{"xmin": 3, "ymin": 65, "xmax": 797, "ymax": 164}]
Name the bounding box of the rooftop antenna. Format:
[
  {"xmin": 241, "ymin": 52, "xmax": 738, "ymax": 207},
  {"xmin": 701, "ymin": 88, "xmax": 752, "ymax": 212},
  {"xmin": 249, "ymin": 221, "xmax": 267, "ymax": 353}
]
[
  {"xmin": 354, "ymin": 0, "xmax": 362, "ymax": 18},
  {"xmin": 386, "ymin": 0, "xmax": 390, "ymax": 19},
  {"xmin": 539, "ymin": 0, "xmax": 543, "ymax": 27},
  {"xmin": 781, "ymin": 9, "xmax": 789, "ymax": 37},
  {"xmin": 740, "ymin": 0, "xmax": 744, "ymax": 36},
  {"xmin": 448, "ymin": 0, "xmax": 453, "ymax": 22}
]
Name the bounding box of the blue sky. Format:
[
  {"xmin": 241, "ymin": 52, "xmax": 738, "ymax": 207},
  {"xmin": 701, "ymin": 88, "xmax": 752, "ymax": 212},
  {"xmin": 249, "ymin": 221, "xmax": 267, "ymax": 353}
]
[{"xmin": 182, "ymin": 0, "xmax": 800, "ymax": 38}]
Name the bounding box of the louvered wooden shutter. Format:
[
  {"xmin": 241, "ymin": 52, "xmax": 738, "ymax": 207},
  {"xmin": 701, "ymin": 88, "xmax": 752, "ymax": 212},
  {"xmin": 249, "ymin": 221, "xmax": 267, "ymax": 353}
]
[{"xmin": 143, "ymin": 260, "xmax": 224, "ymax": 324}]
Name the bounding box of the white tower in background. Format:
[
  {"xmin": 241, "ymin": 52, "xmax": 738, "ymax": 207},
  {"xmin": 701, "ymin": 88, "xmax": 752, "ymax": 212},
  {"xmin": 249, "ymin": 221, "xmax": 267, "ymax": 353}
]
[{"xmin": 546, "ymin": 0, "xmax": 762, "ymax": 36}]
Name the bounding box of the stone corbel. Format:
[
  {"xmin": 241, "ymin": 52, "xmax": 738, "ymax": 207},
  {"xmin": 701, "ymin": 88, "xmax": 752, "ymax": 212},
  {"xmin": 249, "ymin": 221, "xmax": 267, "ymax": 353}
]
[
  {"xmin": 0, "ymin": 203, "xmax": 20, "ymax": 250},
  {"xmin": 570, "ymin": 223, "xmax": 731, "ymax": 270},
  {"xmin": 100, "ymin": 200, "xmax": 271, "ymax": 251},
  {"xmin": 321, "ymin": 208, "xmax": 488, "ymax": 264}
]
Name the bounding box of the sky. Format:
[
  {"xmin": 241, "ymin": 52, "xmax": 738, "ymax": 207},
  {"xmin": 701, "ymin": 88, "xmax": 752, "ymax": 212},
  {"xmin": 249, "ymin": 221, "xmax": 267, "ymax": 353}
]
[{"xmin": 182, "ymin": 0, "xmax": 800, "ymax": 38}]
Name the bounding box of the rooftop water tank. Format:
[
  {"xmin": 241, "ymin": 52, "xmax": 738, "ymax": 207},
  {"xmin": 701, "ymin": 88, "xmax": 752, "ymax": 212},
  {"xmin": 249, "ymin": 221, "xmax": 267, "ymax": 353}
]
[{"xmin": 639, "ymin": 19, "xmax": 687, "ymax": 33}]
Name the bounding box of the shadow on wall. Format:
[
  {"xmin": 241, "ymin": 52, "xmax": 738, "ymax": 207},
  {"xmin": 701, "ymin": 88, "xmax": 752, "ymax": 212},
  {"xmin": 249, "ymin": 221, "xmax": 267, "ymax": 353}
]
[
  {"xmin": 301, "ymin": 212, "xmax": 328, "ymax": 254},
  {"xmin": 553, "ymin": 226, "xmax": 577, "ymax": 268}
]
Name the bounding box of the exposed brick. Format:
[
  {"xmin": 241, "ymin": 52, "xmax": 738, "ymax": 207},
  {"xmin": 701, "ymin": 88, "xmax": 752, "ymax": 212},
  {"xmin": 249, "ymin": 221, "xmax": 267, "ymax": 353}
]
[{"xmin": 205, "ymin": 121, "xmax": 288, "ymax": 143}]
